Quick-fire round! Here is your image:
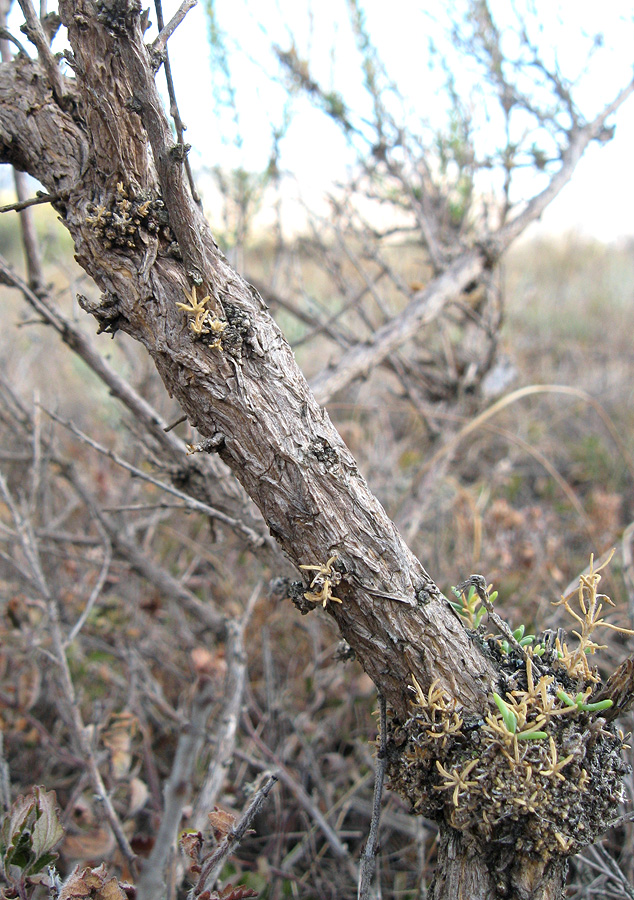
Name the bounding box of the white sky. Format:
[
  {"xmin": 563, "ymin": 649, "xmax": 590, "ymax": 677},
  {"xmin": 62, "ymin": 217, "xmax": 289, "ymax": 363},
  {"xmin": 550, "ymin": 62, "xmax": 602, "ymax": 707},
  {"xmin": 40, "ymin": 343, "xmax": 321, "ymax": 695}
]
[
  {"xmin": 4, "ymin": 0, "xmax": 633, "ymax": 242},
  {"xmin": 161, "ymin": 0, "xmax": 634, "ymax": 242}
]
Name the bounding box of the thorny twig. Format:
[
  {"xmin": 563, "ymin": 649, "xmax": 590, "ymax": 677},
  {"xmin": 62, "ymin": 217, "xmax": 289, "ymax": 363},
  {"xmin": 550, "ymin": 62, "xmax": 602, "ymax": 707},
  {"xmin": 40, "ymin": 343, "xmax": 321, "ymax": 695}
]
[{"xmin": 192, "ymin": 773, "xmax": 278, "ymax": 898}]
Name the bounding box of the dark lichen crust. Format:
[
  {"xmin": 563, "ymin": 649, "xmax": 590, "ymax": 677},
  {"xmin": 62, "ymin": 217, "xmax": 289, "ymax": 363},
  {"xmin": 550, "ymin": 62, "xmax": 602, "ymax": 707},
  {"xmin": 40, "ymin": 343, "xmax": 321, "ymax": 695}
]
[
  {"xmin": 387, "ymin": 687, "xmax": 628, "ymax": 857},
  {"xmin": 386, "ymin": 557, "xmax": 632, "ymax": 860}
]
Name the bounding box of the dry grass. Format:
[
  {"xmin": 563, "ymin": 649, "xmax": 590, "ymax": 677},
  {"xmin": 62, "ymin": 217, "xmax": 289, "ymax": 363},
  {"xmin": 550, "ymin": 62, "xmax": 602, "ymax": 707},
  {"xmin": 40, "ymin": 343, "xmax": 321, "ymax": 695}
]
[{"xmin": 0, "ymin": 212, "xmax": 633, "ymax": 898}]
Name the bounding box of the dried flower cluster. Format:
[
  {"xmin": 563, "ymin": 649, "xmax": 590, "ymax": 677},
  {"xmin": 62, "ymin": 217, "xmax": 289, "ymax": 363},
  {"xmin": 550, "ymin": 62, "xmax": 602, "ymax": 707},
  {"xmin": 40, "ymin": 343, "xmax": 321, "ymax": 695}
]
[
  {"xmin": 177, "ymin": 285, "xmax": 227, "ymax": 345},
  {"xmin": 387, "ymin": 558, "xmax": 631, "ymax": 858},
  {"xmin": 299, "ymin": 556, "xmax": 343, "ymax": 608},
  {"xmin": 85, "ymin": 182, "xmax": 171, "ymax": 253},
  {"xmin": 552, "ymin": 550, "xmax": 634, "ymax": 680}
]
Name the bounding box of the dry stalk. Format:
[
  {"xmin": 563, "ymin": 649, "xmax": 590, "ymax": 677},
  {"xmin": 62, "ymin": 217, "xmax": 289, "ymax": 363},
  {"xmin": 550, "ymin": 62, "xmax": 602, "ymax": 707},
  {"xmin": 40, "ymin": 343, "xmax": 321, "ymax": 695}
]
[
  {"xmin": 0, "ymin": 471, "xmax": 138, "ymax": 873},
  {"xmin": 191, "ymin": 773, "xmax": 278, "ymax": 898}
]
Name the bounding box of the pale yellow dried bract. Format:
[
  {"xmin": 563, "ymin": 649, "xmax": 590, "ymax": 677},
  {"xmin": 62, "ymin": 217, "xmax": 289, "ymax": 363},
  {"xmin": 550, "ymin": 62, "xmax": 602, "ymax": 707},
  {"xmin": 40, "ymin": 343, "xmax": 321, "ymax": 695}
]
[
  {"xmin": 300, "ymin": 555, "xmax": 343, "ymax": 607},
  {"xmin": 177, "ymin": 285, "xmax": 227, "ymax": 344},
  {"xmin": 434, "ymin": 759, "xmax": 479, "ymax": 807}
]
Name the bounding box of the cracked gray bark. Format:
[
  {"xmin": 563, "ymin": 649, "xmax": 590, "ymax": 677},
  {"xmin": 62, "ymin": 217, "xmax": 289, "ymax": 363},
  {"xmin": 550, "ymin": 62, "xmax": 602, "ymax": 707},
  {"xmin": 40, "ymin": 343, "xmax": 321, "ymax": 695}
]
[
  {"xmin": 0, "ymin": 0, "xmax": 494, "ymax": 721},
  {"xmin": 1, "ymin": 2, "xmax": 632, "ymax": 896}
]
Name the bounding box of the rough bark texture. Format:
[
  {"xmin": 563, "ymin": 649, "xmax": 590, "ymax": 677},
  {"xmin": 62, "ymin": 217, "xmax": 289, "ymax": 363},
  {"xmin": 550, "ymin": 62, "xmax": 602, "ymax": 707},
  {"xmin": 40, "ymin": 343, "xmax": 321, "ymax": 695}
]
[
  {"xmin": 429, "ymin": 829, "xmax": 567, "ymax": 900},
  {"xmin": 0, "ymin": 0, "xmax": 497, "ymax": 722},
  {"xmin": 1, "ymin": 3, "xmax": 631, "ymax": 896}
]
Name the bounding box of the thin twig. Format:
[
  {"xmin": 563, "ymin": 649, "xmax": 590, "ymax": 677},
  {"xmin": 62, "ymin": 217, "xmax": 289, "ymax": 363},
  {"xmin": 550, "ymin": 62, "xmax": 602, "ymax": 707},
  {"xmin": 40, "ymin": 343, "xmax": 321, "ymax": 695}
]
[
  {"xmin": 151, "ymin": 0, "xmax": 197, "ymax": 58},
  {"xmin": 0, "ymin": 256, "xmax": 181, "ymax": 453},
  {"xmin": 0, "ymin": 191, "xmax": 61, "ymax": 214},
  {"xmin": 58, "ymin": 456, "xmax": 227, "ymax": 634},
  {"xmin": 192, "ymin": 773, "xmax": 278, "ymax": 897},
  {"xmin": 309, "ymin": 79, "xmax": 634, "ymax": 407},
  {"xmin": 0, "ymin": 373, "xmax": 227, "ymax": 634},
  {"xmin": 581, "ymin": 844, "xmax": 634, "ymax": 900},
  {"xmin": 16, "ymin": 0, "xmax": 64, "ymax": 101},
  {"xmin": 65, "ymin": 526, "xmax": 112, "ymax": 645},
  {"xmin": 43, "ymin": 406, "xmax": 266, "ymax": 548},
  {"xmin": 358, "ymin": 694, "xmax": 386, "ymax": 900},
  {"xmin": 241, "ymin": 715, "xmax": 352, "ymax": 861},
  {"xmin": 0, "ymin": 26, "xmax": 29, "ymax": 57},
  {"xmin": 163, "ymin": 413, "xmax": 188, "ymax": 432},
  {"xmin": 0, "ymin": 732, "xmax": 11, "ymax": 813},
  {"xmin": 152, "ymin": 0, "xmax": 200, "ymax": 205},
  {"xmin": 0, "ymin": 255, "xmax": 273, "ymax": 556},
  {"xmin": 276, "ymin": 768, "xmax": 373, "ymax": 875}
]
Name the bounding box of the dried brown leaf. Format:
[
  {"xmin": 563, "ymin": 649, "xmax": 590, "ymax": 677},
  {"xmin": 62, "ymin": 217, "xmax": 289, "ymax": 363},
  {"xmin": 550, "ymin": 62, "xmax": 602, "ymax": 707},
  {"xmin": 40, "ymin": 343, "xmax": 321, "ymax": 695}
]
[
  {"xmin": 216, "ymin": 884, "xmax": 259, "ymax": 899},
  {"xmin": 62, "ymin": 827, "xmax": 115, "ymax": 861},
  {"xmin": 127, "ymin": 778, "xmax": 149, "ymax": 817},
  {"xmin": 59, "ymin": 863, "xmax": 127, "ymax": 900},
  {"xmin": 179, "ymin": 830, "xmax": 203, "ymax": 875},
  {"xmin": 207, "ymin": 807, "xmax": 236, "ymax": 842},
  {"xmin": 191, "ymin": 647, "xmax": 227, "ymax": 683},
  {"xmin": 101, "ymin": 712, "xmax": 138, "ymax": 780},
  {"xmin": 17, "ymin": 662, "xmax": 41, "ymax": 710}
]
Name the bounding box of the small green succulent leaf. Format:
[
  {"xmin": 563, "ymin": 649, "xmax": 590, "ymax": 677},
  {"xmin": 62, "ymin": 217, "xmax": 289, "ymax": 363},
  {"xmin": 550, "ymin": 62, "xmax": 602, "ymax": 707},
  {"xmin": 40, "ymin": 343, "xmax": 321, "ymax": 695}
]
[
  {"xmin": 513, "ymin": 624, "xmax": 525, "ymax": 640},
  {"xmin": 581, "ymin": 699, "xmax": 613, "ymax": 712},
  {"xmin": 557, "ymin": 690, "xmax": 576, "ymax": 708},
  {"xmin": 517, "ymin": 731, "xmax": 548, "ymax": 740},
  {"xmin": 493, "ymin": 692, "xmax": 517, "ymax": 733}
]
